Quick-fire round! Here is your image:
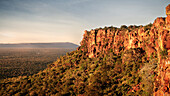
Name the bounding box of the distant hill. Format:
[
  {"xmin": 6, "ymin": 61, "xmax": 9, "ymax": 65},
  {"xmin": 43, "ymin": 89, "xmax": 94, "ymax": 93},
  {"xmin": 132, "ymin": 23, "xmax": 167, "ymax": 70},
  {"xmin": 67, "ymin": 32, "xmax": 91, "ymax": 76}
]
[{"xmin": 0, "ymin": 42, "xmax": 79, "ymax": 48}]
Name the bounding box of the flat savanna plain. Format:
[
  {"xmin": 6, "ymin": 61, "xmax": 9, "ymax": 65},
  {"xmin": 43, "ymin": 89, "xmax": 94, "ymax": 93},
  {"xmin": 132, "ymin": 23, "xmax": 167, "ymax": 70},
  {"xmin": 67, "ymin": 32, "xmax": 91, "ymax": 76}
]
[{"xmin": 0, "ymin": 48, "xmax": 74, "ymax": 79}]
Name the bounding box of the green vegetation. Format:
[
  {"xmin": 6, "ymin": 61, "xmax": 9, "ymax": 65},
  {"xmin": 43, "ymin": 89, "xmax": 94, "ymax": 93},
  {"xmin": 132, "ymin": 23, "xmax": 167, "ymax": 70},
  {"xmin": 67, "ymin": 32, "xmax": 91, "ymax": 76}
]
[
  {"xmin": 120, "ymin": 25, "xmax": 128, "ymax": 30},
  {"xmin": 0, "ymin": 48, "xmax": 74, "ymax": 79},
  {"xmin": 144, "ymin": 23, "xmax": 153, "ymax": 31},
  {"xmin": 0, "ymin": 47, "xmax": 157, "ymax": 95},
  {"xmin": 160, "ymin": 49, "xmax": 168, "ymax": 59}
]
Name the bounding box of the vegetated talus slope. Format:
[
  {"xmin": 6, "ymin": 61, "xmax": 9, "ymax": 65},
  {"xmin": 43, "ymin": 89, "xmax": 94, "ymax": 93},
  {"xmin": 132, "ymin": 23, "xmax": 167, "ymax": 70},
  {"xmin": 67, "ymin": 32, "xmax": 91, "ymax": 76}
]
[{"xmin": 0, "ymin": 48, "xmax": 150, "ymax": 96}]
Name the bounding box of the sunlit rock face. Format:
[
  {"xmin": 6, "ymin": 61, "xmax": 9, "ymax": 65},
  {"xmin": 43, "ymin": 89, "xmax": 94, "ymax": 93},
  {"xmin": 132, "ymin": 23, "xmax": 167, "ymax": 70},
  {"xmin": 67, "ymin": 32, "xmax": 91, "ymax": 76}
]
[
  {"xmin": 81, "ymin": 20, "xmax": 168, "ymax": 58},
  {"xmin": 79, "ymin": 4, "xmax": 170, "ymax": 96},
  {"xmin": 80, "ymin": 5, "xmax": 170, "ymax": 59},
  {"xmin": 166, "ymin": 4, "xmax": 170, "ymax": 29},
  {"xmin": 153, "ymin": 4, "xmax": 170, "ymax": 96},
  {"xmin": 166, "ymin": 4, "xmax": 170, "ymax": 21}
]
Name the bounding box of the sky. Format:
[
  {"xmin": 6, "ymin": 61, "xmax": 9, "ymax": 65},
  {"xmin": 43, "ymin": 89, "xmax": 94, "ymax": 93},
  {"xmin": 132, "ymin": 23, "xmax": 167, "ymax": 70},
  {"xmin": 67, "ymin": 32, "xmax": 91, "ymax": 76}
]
[{"xmin": 0, "ymin": 0, "xmax": 169, "ymax": 45}]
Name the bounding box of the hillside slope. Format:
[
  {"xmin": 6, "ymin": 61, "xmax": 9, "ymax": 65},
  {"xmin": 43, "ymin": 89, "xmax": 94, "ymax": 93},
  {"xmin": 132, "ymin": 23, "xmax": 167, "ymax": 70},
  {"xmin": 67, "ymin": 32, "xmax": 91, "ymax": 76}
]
[{"xmin": 0, "ymin": 4, "xmax": 170, "ymax": 96}]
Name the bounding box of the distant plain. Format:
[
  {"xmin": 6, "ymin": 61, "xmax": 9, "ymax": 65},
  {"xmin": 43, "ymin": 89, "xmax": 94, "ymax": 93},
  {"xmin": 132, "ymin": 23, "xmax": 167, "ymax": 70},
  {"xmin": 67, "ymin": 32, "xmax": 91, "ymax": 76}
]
[{"xmin": 0, "ymin": 48, "xmax": 74, "ymax": 79}]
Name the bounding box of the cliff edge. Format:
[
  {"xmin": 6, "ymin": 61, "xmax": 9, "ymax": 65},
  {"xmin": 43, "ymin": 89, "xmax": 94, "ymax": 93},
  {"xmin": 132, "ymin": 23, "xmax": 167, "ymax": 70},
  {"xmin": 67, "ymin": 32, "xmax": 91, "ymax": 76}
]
[{"xmin": 78, "ymin": 4, "xmax": 170, "ymax": 95}]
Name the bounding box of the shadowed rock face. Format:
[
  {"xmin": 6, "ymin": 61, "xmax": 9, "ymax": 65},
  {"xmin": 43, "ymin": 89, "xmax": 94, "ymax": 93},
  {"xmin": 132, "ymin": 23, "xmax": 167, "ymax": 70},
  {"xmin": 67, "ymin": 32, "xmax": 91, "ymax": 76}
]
[
  {"xmin": 166, "ymin": 4, "xmax": 170, "ymax": 15},
  {"xmin": 79, "ymin": 4, "xmax": 170, "ymax": 96}
]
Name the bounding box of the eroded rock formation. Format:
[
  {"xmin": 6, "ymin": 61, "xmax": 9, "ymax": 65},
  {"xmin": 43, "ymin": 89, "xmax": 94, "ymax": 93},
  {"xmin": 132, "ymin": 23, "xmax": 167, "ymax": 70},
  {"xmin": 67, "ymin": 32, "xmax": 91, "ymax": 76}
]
[
  {"xmin": 154, "ymin": 4, "xmax": 170, "ymax": 96},
  {"xmin": 79, "ymin": 4, "xmax": 170, "ymax": 95}
]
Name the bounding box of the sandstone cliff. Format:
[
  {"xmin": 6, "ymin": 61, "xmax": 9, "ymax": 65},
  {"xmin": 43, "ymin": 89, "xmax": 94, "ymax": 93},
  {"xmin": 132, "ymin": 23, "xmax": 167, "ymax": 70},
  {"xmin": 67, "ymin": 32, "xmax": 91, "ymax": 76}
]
[{"xmin": 78, "ymin": 4, "xmax": 170, "ymax": 96}]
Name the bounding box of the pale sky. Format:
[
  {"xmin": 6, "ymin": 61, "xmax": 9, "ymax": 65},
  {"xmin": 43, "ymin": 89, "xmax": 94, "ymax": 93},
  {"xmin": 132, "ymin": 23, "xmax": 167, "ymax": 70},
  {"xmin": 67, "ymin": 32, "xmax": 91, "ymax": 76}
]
[{"xmin": 0, "ymin": 0, "xmax": 169, "ymax": 45}]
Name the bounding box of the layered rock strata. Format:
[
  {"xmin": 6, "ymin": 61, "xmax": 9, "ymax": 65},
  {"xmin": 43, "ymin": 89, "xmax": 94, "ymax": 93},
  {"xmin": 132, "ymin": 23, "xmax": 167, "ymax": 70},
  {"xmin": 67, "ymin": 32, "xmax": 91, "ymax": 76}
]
[
  {"xmin": 79, "ymin": 4, "xmax": 170, "ymax": 95},
  {"xmin": 154, "ymin": 4, "xmax": 170, "ymax": 96}
]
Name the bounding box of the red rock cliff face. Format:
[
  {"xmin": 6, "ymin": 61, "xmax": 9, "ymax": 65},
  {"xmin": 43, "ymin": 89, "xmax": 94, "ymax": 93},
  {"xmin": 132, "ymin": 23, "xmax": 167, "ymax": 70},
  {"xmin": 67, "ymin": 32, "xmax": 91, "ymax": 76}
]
[
  {"xmin": 80, "ymin": 18, "xmax": 169, "ymax": 59},
  {"xmin": 79, "ymin": 4, "xmax": 170, "ymax": 95},
  {"xmin": 153, "ymin": 4, "xmax": 170, "ymax": 96}
]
